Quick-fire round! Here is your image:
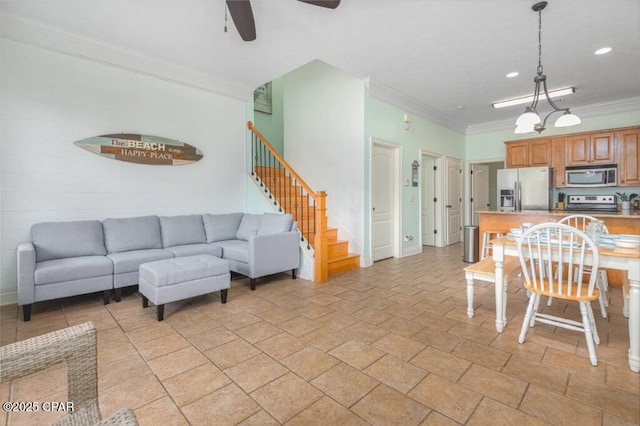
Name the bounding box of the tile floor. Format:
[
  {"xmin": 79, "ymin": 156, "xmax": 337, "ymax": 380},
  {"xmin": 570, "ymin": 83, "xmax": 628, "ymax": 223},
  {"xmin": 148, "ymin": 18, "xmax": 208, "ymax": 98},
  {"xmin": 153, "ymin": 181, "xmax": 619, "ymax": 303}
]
[{"xmin": 1, "ymin": 244, "xmax": 639, "ymax": 425}]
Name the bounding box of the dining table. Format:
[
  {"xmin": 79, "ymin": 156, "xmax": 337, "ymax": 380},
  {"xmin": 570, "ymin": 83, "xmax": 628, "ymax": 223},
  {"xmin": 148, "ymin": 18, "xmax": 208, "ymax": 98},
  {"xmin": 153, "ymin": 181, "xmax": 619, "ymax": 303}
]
[{"xmin": 491, "ymin": 234, "xmax": 640, "ymax": 373}]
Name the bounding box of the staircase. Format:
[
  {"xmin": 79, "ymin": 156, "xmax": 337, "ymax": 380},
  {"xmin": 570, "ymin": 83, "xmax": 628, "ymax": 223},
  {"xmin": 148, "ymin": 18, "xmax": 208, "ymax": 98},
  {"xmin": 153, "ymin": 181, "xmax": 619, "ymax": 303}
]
[{"xmin": 248, "ymin": 122, "xmax": 359, "ymax": 282}]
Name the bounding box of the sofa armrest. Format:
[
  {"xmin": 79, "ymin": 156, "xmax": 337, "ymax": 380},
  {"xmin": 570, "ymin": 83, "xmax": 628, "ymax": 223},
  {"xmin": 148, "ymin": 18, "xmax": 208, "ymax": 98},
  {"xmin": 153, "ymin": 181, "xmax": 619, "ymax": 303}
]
[
  {"xmin": 248, "ymin": 231, "xmax": 301, "ymax": 278},
  {"xmin": 17, "ymin": 242, "xmax": 36, "ymax": 306}
]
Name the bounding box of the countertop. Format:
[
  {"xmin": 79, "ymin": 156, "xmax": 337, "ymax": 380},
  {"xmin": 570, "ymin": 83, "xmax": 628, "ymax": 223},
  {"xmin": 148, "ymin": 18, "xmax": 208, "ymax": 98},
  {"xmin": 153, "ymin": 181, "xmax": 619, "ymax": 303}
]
[{"xmin": 476, "ymin": 210, "xmax": 640, "ymax": 219}]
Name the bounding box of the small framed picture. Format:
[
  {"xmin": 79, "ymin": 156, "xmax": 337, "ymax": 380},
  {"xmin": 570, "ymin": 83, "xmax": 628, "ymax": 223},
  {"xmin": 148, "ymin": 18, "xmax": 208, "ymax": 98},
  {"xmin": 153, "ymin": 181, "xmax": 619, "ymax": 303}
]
[{"xmin": 254, "ymin": 82, "xmax": 272, "ymax": 114}]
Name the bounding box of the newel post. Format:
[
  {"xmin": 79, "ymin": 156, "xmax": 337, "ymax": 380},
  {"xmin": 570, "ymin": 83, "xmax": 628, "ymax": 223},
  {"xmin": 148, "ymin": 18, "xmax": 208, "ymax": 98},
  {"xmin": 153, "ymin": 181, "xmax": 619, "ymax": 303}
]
[{"xmin": 313, "ymin": 191, "xmax": 328, "ymax": 283}]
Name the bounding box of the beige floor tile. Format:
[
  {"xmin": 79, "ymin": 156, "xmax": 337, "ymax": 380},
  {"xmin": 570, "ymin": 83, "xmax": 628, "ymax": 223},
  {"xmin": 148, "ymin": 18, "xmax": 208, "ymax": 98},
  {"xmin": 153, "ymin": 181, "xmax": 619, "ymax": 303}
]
[
  {"xmin": 311, "ymin": 363, "xmax": 379, "ymax": 407},
  {"xmin": 147, "ymin": 346, "xmax": 208, "ymax": 380},
  {"xmin": 421, "ymin": 411, "xmax": 462, "ymax": 425},
  {"xmin": 205, "ymin": 337, "xmax": 261, "ymax": 369},
  {"xmin": 163, "ymin": 363, "xmax": 232, "ymax": 406},
  {"xmin": 452, "ymin": 339, "xmax": 511, "ymax": 370},
  {"xmin": 281, "ymin": 346, "xmax": 340, "ymax": 381},
  {"xmin": 234, "ymin": 320, "xmax": 282, "ymax": 344},
  {"xmin": 224, "ymin": 353, "xmax": 288, "ymax": 393},
  {"xmin": 466, "ymin": 397, "xmax": 548, "ymax": 426},
  {"xmin": 502, "ymin": 354, "xmax": 569, "ymax": 394},
  {"xmin": 342, "ymin": 320, "xmax": 389, "ymax": 343},
  {"xmin": 286, "ymin": 396, "xmax": 369, "ymax": 426},
  {"xmin": 408, "ymin": 374, "xmax": 482, "ymax": 424},
  {"xmin": 254, "ymin": 332, "xmax": 308, "ymax": 360},
  {"xmin": 410, "ymin": 346, "xmax": 471, "ymax": 382},
  {"xmin": 373, "ymin": 332, "xmax": 425, "ymax": 361},
  {"xmin": 352, "ymin": 383, "xmax": 430, "ymax": 425},
  {"xmin": 567, "ymin": 375, "xmax": 640, "ymax": 423},
  {"xmin": 364, "ymin": 354, "xmax": 428, "ymax": 394},
  {"xmin": 459, "ymin": 364, "xmax": 527, "ymax": 408},
  {"xmin": 520, "ymin": 384, "xmax": 603, "ymax": 425},
  {"xmin": 181, "ymin": 383, "xmax": 260, "ymax": 425},
  {"xmin": 278, "ymin": 316, "xmax": 322, "ymax": 337},
  {"xmin": 134, "ymin": 332, "xmax": 191, "ymax": 360},
  {"xmin": 10, "ymin": 364, "xmax": 66, "ymax": 402},
  {"xmin": 134, "ymin": 395, "xmax": 189, "ymax": 426},
  {"xmin": 99, "ymin": 372, "xmax": 166, "ymax": 415},
  {"xmin": 299, "ymin": 326, "xmax": 352, "ymax": 352},
  {"xmin": 183, "ymin": 326, "xmax": 238, "ymax": 351},
  {"xmin": 236, "ymin": 410, "xmax": 279, "ymax": 425},
  {"xmin": 250, "ymin": 372, "xmax": 324, "ymax": 423},
  {"xmin": 4, "ymin": 245, "xmax": 638, "ymax": 425},
  {"xmin": 7, "ymin": 389, "xmax": 68, "ymax": 426},
  {"xmin": 328, "ymin": 339, "xmax": 385, "ymax": 370},
  {"xmin": 606, "ymin": 364, "xmax": 640, "ymax": 396}
]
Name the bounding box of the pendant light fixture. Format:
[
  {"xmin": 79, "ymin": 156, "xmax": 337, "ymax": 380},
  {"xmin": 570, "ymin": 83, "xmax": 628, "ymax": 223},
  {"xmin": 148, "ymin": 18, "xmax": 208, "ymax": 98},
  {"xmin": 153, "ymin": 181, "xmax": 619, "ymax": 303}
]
[{"xmin": 514, "ymin": 1, "xmax": 580, "ymax": 134}]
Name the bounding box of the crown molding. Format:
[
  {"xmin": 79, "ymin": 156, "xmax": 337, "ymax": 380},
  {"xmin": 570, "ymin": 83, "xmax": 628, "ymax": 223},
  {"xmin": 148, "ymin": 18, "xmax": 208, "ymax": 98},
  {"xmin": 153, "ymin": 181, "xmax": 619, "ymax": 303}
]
[
  {"xmin": 1, "ymin": 14, "xmax": 253, "ymax": 101},
  {"xmin": 466, "ymin": 96, "xmax": 640, "ymax": 135},
  {"xmin": 367, "ymin": 80, "xmax": 466, "ymax": 134}
]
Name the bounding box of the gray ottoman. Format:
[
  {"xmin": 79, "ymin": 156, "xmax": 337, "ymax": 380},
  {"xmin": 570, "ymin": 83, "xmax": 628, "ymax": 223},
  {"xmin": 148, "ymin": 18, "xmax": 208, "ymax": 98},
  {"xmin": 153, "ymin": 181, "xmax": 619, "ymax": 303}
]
[{"xmin": 139, "ymin": 255, "xmax": 230, "ymax": 321}]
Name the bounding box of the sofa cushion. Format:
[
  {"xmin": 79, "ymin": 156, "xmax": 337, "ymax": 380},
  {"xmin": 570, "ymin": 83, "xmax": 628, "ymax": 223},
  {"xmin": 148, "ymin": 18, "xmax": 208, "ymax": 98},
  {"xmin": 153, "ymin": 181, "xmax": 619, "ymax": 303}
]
[
  {"xmin": 103, "ymin": 216, "xmax": 162, "ymax": 253},
  {"xmin": 34, "ymin": 256, "xmax": 113, "ymax": 285},
  {"xmin": 257, "ymin": 213, "xmax": 293, "ymax": 235},
  {"xmin": 165, "ymin": 244, "xmax": 223, "ymax": 258},
  {"xmin": 32, "ymin": 221, "xmax": 106, "ymax": 262},
  {"xmin": 107, "ymin": 249, "xmax": 173, "ymax": 274},
  {"xmin": 216, "ymin": 240, "xmax": 249, "ymax": 263},
  {"xmin": 235, "ymin": 214, "xmax": 261, "ymax": 241},
  {"xmin": 159, "ymin": 215, "xmax": 206, "ymax": 248},
  {"xmin": 202, "ymin": 213, "xmax": 244, "ymax": 243}
]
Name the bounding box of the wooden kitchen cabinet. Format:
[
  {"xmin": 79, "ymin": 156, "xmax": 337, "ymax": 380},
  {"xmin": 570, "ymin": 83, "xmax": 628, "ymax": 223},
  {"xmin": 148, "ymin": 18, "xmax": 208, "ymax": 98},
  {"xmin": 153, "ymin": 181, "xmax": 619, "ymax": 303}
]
[
  {"xmin": 528, "ymin": 139, "xmax": 552, "ymax": 166},
  {"xmin": 617, "ymin": 127, "xmax": 640, "ymax": 185},
  {"xmin": 505, "ymin": 139, "xmax": 551, "ymax": 168},
  {"xmin": 565, "ymin": 131, "xmax": 616, "ymax": 166},
  {"xmin": 505, "ymin": 141, "xmax": 528, "ymax": 168},
  {"xmin": 551, "ymin": 137, "xmax": 566, "ymax": 187}
]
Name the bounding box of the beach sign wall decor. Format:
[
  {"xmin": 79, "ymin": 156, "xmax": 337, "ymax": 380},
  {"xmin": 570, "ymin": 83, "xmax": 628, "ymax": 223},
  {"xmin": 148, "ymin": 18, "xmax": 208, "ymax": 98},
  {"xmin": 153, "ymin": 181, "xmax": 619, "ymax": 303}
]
[{"xmin": 74, "ymin": 134, "xmax": 203, "ymax": 165}]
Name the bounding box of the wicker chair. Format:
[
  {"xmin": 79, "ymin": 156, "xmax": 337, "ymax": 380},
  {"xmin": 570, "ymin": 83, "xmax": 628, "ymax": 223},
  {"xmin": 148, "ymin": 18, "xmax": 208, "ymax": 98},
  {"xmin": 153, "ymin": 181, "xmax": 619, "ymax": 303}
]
[{"xmin": 0, "ymin": 322, "xmax": 138, "ymax": 426}]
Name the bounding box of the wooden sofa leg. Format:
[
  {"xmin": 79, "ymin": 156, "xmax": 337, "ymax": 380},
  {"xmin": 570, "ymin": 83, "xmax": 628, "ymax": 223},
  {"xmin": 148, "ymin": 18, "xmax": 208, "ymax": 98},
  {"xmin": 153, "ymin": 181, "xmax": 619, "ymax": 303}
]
[
  {"xmin": 103, "ymin": 290, "xmax": 111, "ymax": 305},
  {"xmin": 114, "ymin": 288, "xmax": 122, "ymax": 303},
  {"xmin": 157, "ymin": 304, "xmax": 164, "ymax": 321},
  {"xmin": 221, "ymin": 289, "xmax": 228, "ymax": 304},
  {"xmin": 250, "ymin": 278, "xmax": 256, "ymax": 291},
  {"xmin": 142, "ymin": 296, "xmax": 149, "ymax": 308},
  {"xmin": 292, "ymin": 269, "xmax": 297, "ymax": 280},
  {"xmin": 23, "ymin": 304, "xmax": 32, "ymax": 322}
]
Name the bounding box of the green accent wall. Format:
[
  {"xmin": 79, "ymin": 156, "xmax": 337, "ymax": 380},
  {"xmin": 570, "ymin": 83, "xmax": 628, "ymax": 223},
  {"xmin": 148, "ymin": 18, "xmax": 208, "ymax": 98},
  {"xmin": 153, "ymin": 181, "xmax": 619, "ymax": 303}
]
[
  {"xmin": 253, "ymin": 78, "xmax": 284, "ymax": 155},
  {"xmin": 364, "ymin": 92, "xmax": 466, "ymax": 258}
]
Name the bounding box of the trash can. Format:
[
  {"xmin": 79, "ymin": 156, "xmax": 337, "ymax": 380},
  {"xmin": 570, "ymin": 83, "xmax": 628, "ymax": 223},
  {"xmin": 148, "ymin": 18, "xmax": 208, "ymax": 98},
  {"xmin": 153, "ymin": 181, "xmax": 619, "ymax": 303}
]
[{"xmin": 463, "ymin": 225, "xmax": 479, "ymax": 263}]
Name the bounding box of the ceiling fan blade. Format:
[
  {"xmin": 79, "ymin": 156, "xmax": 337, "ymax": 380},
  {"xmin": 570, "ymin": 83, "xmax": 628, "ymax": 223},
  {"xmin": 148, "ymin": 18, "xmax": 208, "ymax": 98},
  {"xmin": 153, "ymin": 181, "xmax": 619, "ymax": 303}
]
[
  {"xmin": 297, "ymin": 0, "xmax": 341, "ymax": 9},
  {"xmin": 226, "ymin": 0, "xmax": 256, "ymax": 41}
]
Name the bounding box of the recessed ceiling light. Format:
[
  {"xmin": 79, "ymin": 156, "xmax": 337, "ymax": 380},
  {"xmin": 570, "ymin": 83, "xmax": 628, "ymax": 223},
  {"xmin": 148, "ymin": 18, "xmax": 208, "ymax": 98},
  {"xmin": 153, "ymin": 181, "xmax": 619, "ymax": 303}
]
[
  {"xmin": 456, "ymin": 105, "xmax": 465, "ymax": 110},
  {"xmin": 594, "ymin": 47, "xmax": 612, "ymax": 55},
  {"xmin": 506, "ymin": 72, "xmax": 519, "ymax": 78}
]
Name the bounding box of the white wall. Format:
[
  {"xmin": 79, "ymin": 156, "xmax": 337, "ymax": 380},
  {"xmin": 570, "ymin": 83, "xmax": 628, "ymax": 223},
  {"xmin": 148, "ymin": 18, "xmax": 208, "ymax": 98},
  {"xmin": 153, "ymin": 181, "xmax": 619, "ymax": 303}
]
[
  {"xmin": 0, "ymin": 40, "xmax": 248, "ymax": 303},
  {"xmin": 282, "ymin": 60, "xmax": 366, "ymax": 257}
]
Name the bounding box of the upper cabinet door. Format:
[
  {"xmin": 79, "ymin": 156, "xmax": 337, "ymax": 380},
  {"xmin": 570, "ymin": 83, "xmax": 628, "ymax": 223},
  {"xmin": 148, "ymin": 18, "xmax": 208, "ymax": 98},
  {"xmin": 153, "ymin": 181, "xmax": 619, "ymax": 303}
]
[
  {"xmin": 565, "ymin": 135, "xmax": 591, "ymax": 165},
  {"xmin": 505, "ymin": 142, "xmax": 528, "ymax": 168},
  {"xmin": 565, "ymin": 132, "xmax": 615, "ymax": 166},
  {"xmin": 617, "ymin": 128, "xmax": 640, "ymax": 186},
  {"xmin": 528, "ymin": 139, "xmax": 552, "ymax": 166},
  {"xmin": 591, "ymin": 132, "xmax": 616, "ymax": 164}
]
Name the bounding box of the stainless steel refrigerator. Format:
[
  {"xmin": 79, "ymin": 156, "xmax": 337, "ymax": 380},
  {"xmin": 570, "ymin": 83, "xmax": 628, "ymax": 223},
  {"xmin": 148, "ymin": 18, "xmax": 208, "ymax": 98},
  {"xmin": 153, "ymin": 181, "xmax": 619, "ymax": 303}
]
[{"xmin": 497, "ymin": 166, "xmax": 553, "ymax": 211}]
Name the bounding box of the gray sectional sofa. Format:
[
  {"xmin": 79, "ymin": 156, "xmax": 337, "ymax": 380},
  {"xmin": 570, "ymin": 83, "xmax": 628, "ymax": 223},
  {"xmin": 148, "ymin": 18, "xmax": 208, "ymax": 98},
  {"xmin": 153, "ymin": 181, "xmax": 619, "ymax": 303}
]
[{"xmin": 17, "ymin": 213, "xmax": 300, "ymax": 321}]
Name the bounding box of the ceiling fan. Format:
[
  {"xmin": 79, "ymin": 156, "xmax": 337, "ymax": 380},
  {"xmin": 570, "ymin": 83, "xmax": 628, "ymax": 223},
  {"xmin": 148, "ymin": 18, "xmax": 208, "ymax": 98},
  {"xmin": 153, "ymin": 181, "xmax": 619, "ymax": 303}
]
[{"xmin": 225, "ymin": 0, "xmax": 341, "ymax": 41}]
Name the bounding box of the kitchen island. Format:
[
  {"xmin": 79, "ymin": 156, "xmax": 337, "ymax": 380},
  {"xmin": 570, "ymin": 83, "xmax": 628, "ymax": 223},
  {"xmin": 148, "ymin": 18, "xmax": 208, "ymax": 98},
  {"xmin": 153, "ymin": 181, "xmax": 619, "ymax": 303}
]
[{"xmin": 476, "ymin": 210, "xmax": 640, "ymax": 286}]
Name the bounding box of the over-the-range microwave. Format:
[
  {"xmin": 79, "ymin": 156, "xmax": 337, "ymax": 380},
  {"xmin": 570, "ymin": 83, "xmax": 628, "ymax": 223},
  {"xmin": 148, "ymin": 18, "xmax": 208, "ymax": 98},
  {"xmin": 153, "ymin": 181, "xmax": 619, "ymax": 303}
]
[{"xmin": 565, "ymin": 164, "xmax": 617, "ymax": 187}]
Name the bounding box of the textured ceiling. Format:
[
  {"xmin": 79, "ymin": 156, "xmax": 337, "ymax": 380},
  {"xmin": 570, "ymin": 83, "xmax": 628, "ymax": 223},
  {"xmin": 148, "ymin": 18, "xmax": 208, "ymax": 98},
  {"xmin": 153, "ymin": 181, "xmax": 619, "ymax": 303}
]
[{"xmin": 2, "ymin": 0, "xmax": 639, "ymax": 133}]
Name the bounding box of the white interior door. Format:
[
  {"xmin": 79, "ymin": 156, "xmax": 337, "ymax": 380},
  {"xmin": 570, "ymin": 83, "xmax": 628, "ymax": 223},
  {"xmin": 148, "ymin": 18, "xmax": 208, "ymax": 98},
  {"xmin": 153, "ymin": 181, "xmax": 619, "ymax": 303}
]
[
  {"xmin": 372, "ymin": 143, "xmax": 397, "ymax": 261},
  {"xmin": 421, "ymin": 155, "xmax": 436, "ymax": 246},
  {"xmin": 446, "ymin": 157, "xmax": 462, "ymax": 245},
  {"xmin": 471, "ymin": 164, "xmax": 489, "ymax": 226}
]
